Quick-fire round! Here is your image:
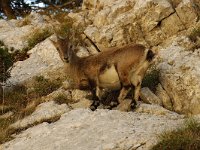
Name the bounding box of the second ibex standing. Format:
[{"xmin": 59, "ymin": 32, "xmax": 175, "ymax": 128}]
[{"xmin": 51, "ymin": 36, "xmax": 155, "ymax": 108}]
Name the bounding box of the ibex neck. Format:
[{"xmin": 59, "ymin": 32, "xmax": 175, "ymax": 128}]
[{"xmin": 69, "ymin": 50, "xmax": 81, "ymax": 65}]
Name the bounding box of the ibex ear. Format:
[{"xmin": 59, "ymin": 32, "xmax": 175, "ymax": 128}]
[
  {"xmin": 57, "ymin": 35, "xmax": 66, "ymax": 40},
  {"xmin": 49, "ymin": 38, "xmax": 58, "ymax": 48}
]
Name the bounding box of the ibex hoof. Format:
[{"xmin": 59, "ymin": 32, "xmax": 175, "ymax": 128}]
[
  {"xmin": 90, "ymin": 106, "xmax": 96, "ymax": 111},
  {"xmin": 131, "ymin": 101, "xmax": 140, "ymax": 109},
  {"xmin": 90, "ymin": 100, "xmax": 100, "ymax": 111}
]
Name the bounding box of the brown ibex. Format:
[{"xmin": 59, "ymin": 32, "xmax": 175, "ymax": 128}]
[{"xmin": 51, "ymin": 36, "xmax": 155, "ymax": 108}]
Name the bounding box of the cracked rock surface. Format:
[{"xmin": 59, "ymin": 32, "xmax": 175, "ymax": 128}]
[{"xmin": 1, "ymin": 108, "xmax": 184, "ymax": 150}]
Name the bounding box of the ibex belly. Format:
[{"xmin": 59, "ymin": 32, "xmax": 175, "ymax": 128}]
[{"xmin": 99, "ymin": 65, "xmax": 121, "ymax": 90}]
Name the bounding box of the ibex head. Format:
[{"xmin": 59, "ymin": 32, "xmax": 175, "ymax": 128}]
[{"xmin": 50, "ymin": 36, "xmax": 74, "ymax": 63}]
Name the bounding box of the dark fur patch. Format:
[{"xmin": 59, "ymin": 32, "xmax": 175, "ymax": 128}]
[
  {"xmin": 100, "ymin": 63, "xmax": 112, "ymax": 73},
  {"xmin": 146, "ymin": 50, "xmax": 155, "ymax": 62}
]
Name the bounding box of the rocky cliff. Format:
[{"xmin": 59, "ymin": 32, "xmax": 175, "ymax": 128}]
[{"xmin": 0, "ymin": 0, "xmax": 200, "ymax": 149}]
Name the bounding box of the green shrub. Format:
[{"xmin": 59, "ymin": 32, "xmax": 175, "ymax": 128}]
[
  {"xmin": 142, "ymin": 66, "xmax": 160, "ymax": 92},
  {"xmin": 0, "ymin": 44, "xmax": 13, "ymax": 82},
  {"xmin": 32, "ymin": 76, "xmax": 62, "ymax": 97},
  {"xmin": 151, "ymin": 118, "xmax": 200, "ymax": 150},
  {"xmin": 27, "ymin": 28, "xmax": 53, "ymax": 49},
  {"xmin": 188, "ymin": 27, "xmax": 200, "ymax": 42}
]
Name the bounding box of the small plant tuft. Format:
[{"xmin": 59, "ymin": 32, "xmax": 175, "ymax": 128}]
[
  {"xmin": 27, "ymin": 28, "xmax": 53, "ymax": 49},
  {"xmin": 188, "ymin": 27, "xmax": 200, "ymax": 42},
  {"xmin": 142, "ymin": 65, "xmax": 160, "ymax": 92},
  {"xmin": 32, "ymin": 76, "xmax": 62, "ymax": 97},
  {"xmin": 0, "ymin": 46, "xmax": 13, "ymax": 82},
  {"xmin": 17, "ymin": 16, "xmax": 31, "ymax": 27},
  {"xmin": 54, "ymin": 94, "xmax": 72, "ymax": 105},
  {"xmin": 0, "ymin": 40, "xmax": 4, "ymax": 46},
  {"xmin": 151, "ymin": 118, "xmax": 200, "ymax": 150}
]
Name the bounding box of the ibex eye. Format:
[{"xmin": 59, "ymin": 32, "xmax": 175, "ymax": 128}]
[{"xmin": 69, "ymin": 45, "xmax": 73, "ymax": 49}]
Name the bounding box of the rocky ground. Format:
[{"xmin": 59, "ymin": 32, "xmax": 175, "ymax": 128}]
[
  {"xmin": 1, "ymin": 104, "xmax": 184, "ymax": 150},
  {"xmin": 0, "ymin": 0, "xmax": 200, "ymax": 149}
]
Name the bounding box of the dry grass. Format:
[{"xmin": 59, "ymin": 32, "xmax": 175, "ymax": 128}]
[
  {"xmin": 53, "ymin": 94, "xmax": 73, "ymax": 105},
  {"xmin": 188, "ymin": 27, "xmax": 200, "ymax": 42},
  {"xmin": 0, "ymin": 76, "xmax": 62, "ymax": 144},
  {"xmin": 151, "ymin": 118, "xmax": 200, "ymax": 150},
  {"xmin": 31, "ymin": 76, "xmax": 62, "ymax": 97},
  {"xmin": 27, "ymin": 28, "xmax": 53, "ymax": 49},
  {"xmin": 17, "ymin": 16, "xmax": 31, "ymax": 27}
]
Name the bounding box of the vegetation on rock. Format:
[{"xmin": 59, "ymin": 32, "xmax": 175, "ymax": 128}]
[
  {"xmin": 0, "ymin": 75, "xmax": 62, "ymax": 143},
  {"xmin": 152, "ymin": 118, "xmax": 200, "ymax": 150},
  {"xmin": 142, "ymin": 65, "xmax": 160, "ymax": 92}
]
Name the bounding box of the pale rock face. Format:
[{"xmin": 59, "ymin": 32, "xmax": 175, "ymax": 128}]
[
  {"xmin": 6, "ymin": 37, "xmax": 64, "ymax": 86},
  {"xmin": 155, "ymin": 84, "xmax": 173, "ymax": 111},
  {"xmin": 69, "ymin": 98, "xmax": 93, "ymax": 109},
  {"xmin": 2, "ymin": 108, "xmax": 184, "ymax": 150},
  {"xmin": 175, "ymin": 0, "xmax": 199, "ymax": 28},
  {"xmin": 9, "ymin": 101, "xmax": 70, "ymax": 131},
  {"xmin": 82, "ymin": 0, "xmax": 179, "ymax": 47},
  {"xmin": 0, "ymin": 25, "xmax": 33, "ymax": 50},
  {"xmin": 140, "ymin": 87, "xmax": 162, "ymax": 106},
  {"xmin": 0, "ymin": 19, "xmax": 16, "ymax": 33},
  {"xmin": 0, "ymin": 12, "xmax": 51, "ymax": 50},
  {"xmin": 78, "ymin": 0, "xmax": 200, "ymax": 47},
  {"xmin": 161, "ymin": 13, "xmax": 185, "ymax": 37},
  {"xmin": 135, "ymin": 103, "xmax": 183, "ymax": 119},
  {"xmin": 158, "ymin": 37, "xmax": 200, "ymax": 115}
]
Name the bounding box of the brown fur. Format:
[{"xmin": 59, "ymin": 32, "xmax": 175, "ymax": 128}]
[{"xmin": 51, "ymin": 37, "xmax": 154, "ymax": 108}]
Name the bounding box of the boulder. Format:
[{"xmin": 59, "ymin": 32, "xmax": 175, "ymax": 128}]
[
  {"xmin": 2, "ymin": 109, "xmax": 184, "ymax": 150},
  {"xmin": 155, "ymin": 84, "xmax": 173, "ymax": 111},
  {"xmin": 175, "ymin": 0, "xmax": 199, "ymax": 28},
  {"xmin": 69, "ymin": 98, "xmax": 93, "ymax": 109},
  {"xmin": 6, "ymin": 37, "xmax": 64, "ymax": 86},
  {"xmin": 158, "ymin": 36, "xmax": 200, "ymax": 115},
  {"xmin": 0, "ymin": 12, "xmax": 51, "ymax": 50},
  {"xmin": 9, "ymin": 101, "xmax": 70, "ymax": 131},
  {"xmin": 140, "ymin": 87, "xmax": 162, "ymax": 106}
]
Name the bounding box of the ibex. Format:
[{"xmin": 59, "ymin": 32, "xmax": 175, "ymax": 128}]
[{"xmin": 51, "ymin": 36, "xmax": 155, "ymax": 108}]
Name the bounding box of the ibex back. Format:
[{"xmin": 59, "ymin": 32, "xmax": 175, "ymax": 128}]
[{"xmin": 51, "ymin": 36, "xmax": 155, "ymax": 109}]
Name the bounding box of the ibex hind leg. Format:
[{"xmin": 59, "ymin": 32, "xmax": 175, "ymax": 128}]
[
  {"xmin": 90, "ymin": 88, "xmax": 100, "ymax": 111},
  {"xmin": 118, "ymin": 85, "xmax": 131, "ymax": 103},
  {"xmin": 130, "ymin": 84, "xmax": 141, "ymax": 109}
]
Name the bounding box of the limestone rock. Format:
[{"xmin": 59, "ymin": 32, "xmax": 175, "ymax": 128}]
[
  {"xmin": 0, "ymin": 25, "xmax": 33, "ymax": 50},
  {"xmin": 2, "ymin": 109, "xmax": 184, "ymax": 150},
  {"xmin": 9, "ymin": 101, "xmax": 70, "ymax": 131},
  {"xmin": 82, "ymin": 0, "xmax": 178, "ymax": 47},
  {"xmin": 161, "ymin": 13, "xmax": 185, "ymax": 36},
  {"xmin": 6, "ymin": 37, "xmax": 64, "ymax": 86},
  {"xmin": 155, "ymin": 84, "xmax": 173, "ymax": 111},
  {"xmin": 175, "ymin": 0, "xmax": 199, "ymax": 28},
  {"xmin": 69, "ymin": 98, "xmax": 93, "ymax": 109},
  {"xmin": 158, "ymin": 36, "xmax": 200, "ymax": 115},
  {"xmin": 115, "ymin": 99, "xmax": 132, "ymax": 112},
  {"xmin": 135, "ymin": 103, "xmax": 182, "ymax": 119},
  {"xmin": 0, "ymin": 12, "xmax": 51, "ymax": 50},
  {"xmin": 140, "ymin": 87, "xmax": 163, "ymax": 106},
  {"xmin": 71, "ymin": 89, "xmax": 92, "ymax": 101}
]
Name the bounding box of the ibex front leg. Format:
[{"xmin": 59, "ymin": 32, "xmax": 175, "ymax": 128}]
[{"xmin": 118, "ymin": 86, "xmax": 131, "ymax": 103}]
